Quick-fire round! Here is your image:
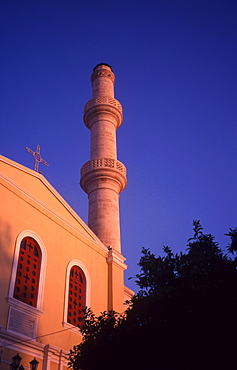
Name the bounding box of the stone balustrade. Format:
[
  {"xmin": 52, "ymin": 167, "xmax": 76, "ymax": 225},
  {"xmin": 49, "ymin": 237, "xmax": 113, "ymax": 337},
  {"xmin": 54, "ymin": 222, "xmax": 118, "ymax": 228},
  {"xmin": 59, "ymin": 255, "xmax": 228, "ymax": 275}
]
[
  {"xmin": 84, "ymin": 97, "xmax": 122, "ymax": 113},
  {"xmin": 80, "ymin": 158, "xmax": 126, "ymax": 177}
]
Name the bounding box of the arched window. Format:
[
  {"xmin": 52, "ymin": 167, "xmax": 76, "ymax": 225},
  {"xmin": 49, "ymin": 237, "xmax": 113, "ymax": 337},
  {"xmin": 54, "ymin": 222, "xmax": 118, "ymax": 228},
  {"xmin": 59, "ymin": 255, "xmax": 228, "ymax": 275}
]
[
  {"xmin": 67, "ymin": 265, "xmax": 86, "ymax": 327},
  {"xmin": 13, "ymin": 236, "xmax": 42, "ymax": 307}
]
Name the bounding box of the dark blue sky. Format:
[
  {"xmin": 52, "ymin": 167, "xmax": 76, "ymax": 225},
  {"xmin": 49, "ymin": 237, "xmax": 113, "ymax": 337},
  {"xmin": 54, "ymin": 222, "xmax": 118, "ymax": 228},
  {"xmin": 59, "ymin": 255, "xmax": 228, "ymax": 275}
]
[{"xmin": 1, "ymin": 0, "xmax": 237, "ymax": 292}]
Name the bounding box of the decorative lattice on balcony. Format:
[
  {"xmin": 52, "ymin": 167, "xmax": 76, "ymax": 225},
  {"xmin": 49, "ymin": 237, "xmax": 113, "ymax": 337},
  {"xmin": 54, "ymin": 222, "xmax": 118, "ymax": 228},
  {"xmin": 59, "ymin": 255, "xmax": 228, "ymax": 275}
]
[
  {"xmin": 81, "ymin": 158, "xmax": 126, "ymax": 177},
  {"xmin": 84, "ymin": 97, "xmax": 122, "ymax": 113}
]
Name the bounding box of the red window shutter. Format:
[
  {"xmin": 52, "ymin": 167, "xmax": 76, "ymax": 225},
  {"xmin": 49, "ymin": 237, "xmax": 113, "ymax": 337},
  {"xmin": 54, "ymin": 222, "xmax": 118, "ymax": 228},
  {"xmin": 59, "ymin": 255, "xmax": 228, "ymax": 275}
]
[
  {"xmin": 67, "ymin": 265, "xmax": 86, "ymax": 327},
  {"xmin": 13, "ymin": 237, "xmax": 42, "ymax": 307}
]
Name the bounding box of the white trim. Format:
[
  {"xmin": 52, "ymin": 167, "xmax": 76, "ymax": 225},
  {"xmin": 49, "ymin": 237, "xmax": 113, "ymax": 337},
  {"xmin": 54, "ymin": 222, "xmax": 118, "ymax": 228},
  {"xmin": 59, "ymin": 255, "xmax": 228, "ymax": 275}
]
[
  {"xmin": 63, "ymin": 259, "xmax": 91, "ymax": 331},
  {"xmin": 6, "ymin": 297, "xmax": 43, "ymax": 317},
  {"xmin": 8, "ymin": 230, "xmax": 47, "ymax": 312},
  {"xmin": 0, "ymin": 327, "xmax": 45, "ymax": 358}
]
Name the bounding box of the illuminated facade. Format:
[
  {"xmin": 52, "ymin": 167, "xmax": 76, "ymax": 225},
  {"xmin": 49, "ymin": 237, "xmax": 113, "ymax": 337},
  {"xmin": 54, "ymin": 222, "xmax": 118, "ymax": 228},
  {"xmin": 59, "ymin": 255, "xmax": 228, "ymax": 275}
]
[{"xmin": 0, "ymin": 64, "xmax": 132, "ymax": 369}]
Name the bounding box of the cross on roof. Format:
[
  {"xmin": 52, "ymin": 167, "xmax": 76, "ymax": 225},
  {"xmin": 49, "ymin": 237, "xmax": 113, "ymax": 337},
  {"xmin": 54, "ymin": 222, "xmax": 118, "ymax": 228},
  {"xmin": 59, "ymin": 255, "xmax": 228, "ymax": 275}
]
[{"xmin": 26, "ymin": 145, "xmax": 49, "ymax": 172}]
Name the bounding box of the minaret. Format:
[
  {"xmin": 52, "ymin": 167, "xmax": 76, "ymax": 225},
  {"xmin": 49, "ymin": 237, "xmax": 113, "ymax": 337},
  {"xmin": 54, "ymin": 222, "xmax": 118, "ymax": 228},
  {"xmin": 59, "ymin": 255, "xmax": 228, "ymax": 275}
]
[{"xmin": 80, "ymin": 64, "xmax": 127, "ymax": 253}]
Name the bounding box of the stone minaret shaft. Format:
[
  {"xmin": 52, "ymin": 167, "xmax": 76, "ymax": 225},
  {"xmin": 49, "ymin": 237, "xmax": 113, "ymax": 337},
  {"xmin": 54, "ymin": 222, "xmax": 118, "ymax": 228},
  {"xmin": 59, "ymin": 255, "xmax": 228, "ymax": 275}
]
[{"xmin": 80, "ymin": 64, "xmax": 127, "ymax": 253}]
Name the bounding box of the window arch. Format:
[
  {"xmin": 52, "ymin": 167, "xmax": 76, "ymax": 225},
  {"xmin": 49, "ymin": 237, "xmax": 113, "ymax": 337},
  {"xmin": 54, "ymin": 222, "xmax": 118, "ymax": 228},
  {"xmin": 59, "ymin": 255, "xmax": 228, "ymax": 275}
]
[
  {"xmin": 67, "ymin": 265, "xmax": 86, "ymax": 327},
  {"xmin": 8, "ymin": 230, "xmax": 47, "ymax": 313},
  {"xmin": 13, "ymin": 236, "xmax": 42, "ymax": 307},
  {"xmin": 64, "ymin": 259, "xmax": 91, "ymax": 331},
  {"xmin": 7, "ymin": 231, "xmax": 46, "ymax": 338}
]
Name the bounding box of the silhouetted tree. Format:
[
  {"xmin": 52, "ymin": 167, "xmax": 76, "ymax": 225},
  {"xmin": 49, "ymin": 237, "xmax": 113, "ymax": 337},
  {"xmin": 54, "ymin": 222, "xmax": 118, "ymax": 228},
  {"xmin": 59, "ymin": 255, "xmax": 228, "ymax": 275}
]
[
  {"xmin": 68, "ymin": 221, "xmax": 237, "ymax": 370},
  {"xmin": 225, "ymin": 227, "xmax": 237, "ymax": 254}
]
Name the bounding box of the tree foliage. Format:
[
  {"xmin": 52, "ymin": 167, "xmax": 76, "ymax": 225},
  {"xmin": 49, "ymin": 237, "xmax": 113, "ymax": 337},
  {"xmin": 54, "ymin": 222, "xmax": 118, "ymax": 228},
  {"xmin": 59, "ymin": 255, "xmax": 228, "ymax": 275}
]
[
  {"xmin": 69, "ymin": 221, "xmax": 237, "ymax": 370},
  {"xmin": 225, "ymin": 227, "xmax": 237, "ymax": 254},
  {"xmin": 68, "ymin": 309, "xmax": 124, "ymax": 370}
]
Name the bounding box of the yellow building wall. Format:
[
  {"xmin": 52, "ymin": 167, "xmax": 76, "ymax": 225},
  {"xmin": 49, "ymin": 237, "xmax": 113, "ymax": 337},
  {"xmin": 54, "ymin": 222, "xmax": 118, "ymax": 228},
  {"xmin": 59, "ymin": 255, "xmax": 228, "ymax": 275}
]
[
  {"xmin": 0, "ymin": 156, "xmax": 94, "ymax": 237},
  {"xmin": 0, "ymin": 156, "xmax": 130, "ymax": 369},
  {"xmin": 0, "ymin": 175, "xmax": 108, "ymax": 346}
]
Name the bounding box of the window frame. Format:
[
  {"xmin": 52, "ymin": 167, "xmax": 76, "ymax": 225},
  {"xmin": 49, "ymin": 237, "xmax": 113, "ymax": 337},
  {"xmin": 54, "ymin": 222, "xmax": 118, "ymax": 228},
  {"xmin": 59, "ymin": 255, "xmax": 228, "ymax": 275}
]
[
  {"xmin": 8, "ymin": 230, "xmax": 47, "ymax": 313},
  {"xmin": 63, "ymin": 259, "xmax": 91, "ymax": 332},
  {"xmin": 13, "ymin": 236, "xmax": 42, "ymax": 307}
]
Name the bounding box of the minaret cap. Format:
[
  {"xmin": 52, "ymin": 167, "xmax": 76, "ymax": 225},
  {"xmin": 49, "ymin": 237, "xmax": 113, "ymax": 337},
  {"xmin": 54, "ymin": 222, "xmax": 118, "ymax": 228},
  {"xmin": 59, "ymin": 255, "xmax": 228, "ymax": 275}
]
[
  {"xmin": 93, "ymin": 63, "xmax": 113, "ymax": 72},
  {"xmin": 91, "ymin": 63, "xmax": 115, "ymax": 86}
]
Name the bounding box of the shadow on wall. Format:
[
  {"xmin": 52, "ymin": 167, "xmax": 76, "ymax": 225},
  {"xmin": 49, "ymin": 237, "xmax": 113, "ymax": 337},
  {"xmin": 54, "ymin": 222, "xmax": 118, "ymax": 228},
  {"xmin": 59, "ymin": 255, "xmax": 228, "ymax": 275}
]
[{"xmin": 0, "ymin": 219, "xmax": 13, "ymax": 325}]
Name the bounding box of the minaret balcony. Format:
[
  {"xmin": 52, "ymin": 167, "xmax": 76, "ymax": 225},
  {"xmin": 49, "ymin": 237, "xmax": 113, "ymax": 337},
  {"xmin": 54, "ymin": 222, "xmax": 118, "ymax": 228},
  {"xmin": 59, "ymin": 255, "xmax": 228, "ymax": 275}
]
[
  {"xmin": 83, "ymin": 97, "xmax": 123, "ymax": 129},
  {"xmin": 80, "ymin": 158, "xmax": 127, "ymax": 193},
  {"xmin": 84, "ymin": 97, "xmax": 122, "ymax": 113},
  {"xmin": 81, "ymin": 157, "xmax": 126, "ymax": 176}
]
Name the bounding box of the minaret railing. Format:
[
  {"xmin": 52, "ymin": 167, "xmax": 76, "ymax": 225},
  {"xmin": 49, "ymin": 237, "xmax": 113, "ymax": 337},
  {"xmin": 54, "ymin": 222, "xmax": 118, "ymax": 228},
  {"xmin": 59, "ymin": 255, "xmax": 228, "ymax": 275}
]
[
  {"xmin": 84, "ymin": 97, "xmax": 122, "ymax": 113},
  {"xmin": 80, "ymin": 158, "xmax": 126, "ymax": 177}
]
